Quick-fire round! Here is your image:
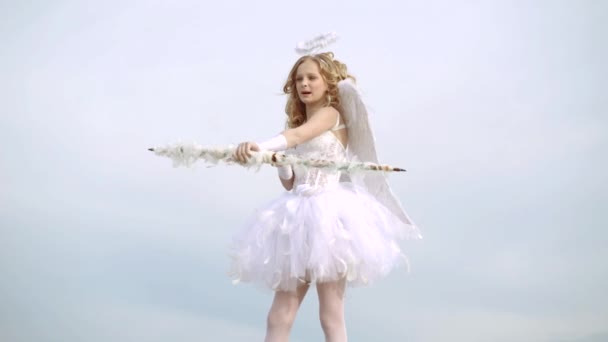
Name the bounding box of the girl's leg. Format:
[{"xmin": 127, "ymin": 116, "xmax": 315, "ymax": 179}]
[
  {"xmin": 265, "ymin": 282, "xmax": 310, "ymax": 342},
  {"xmin": 317, "ymin": 278, "xmax": 347, "ymax": 342}
]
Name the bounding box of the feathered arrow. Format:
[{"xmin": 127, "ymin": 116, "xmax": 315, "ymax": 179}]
[{"xmin": 149, "ymin": 143, "xmax": 406, "ymax": 172}]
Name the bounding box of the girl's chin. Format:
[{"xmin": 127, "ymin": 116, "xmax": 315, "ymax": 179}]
[{"xmin": 300, "ymin": 98, "xmax": 320, "ymax": 105}]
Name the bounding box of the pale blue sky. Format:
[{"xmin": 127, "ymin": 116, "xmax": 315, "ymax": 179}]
[{"xmin": 1, "ymin": 1, "xmax": 607, "ymax": 341}]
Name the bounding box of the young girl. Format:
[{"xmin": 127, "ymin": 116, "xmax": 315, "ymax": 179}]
[{"xmin": 231, "ymin": 52, "xmax": 420, "ymax": 342}]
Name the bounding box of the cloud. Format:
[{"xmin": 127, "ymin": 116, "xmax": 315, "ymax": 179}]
[
  {"xmin": 346, "ymin": 303, "xmax": 608, "ymax": 342},
  {"xmin": 0, "ymin": 294, "xmax": 267, "ymax": 342},
  {"xmin": 1, "ymin": 1, "xmax": 607, "ymax": 342}
]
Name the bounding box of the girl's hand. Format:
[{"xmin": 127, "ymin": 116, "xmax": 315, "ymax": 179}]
[{"xmin": 233, "ymin": 141, "xmax": 260, "ymax": 164}]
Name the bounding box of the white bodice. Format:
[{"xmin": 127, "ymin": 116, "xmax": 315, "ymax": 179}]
[{"xmin": 288, "ymin": 131, "xmax": 347, "ymax": 191}]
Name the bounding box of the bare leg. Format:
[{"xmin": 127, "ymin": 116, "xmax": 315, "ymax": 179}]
[
  {"xmin": 265, "ymin": 282, "xmax": 310, "ymax": 342},
  {"xmin": 317, "ymin": 278, "xmax": 347, "ymax": 342}
]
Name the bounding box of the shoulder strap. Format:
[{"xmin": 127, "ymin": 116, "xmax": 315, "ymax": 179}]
[{"xmin": 330, "ymin": 113, "xmax": 346, "ymax": 131}]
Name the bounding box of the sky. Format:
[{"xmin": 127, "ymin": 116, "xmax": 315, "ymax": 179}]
[{"xmin": 1, "ymin": 0, "xmax": 607, "ymax": 341}]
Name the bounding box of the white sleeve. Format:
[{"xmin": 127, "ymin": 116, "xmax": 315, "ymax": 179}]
[{"xmin": 257, "ymin": 134, "xmax": 288, "ymax": 151}]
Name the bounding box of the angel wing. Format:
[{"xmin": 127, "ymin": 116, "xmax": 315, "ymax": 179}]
[{"xmin": 337, "ymin": 79, "xmax": 418, "ymax": 229}]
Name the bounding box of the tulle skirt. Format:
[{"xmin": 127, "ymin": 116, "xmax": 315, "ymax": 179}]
[{"xmin": 229, "ymin": 182, "xmax": 421, "ymax": 292}]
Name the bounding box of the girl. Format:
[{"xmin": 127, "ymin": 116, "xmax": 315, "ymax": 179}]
[{"xmin": 232, "ymin": 52, "xmax": 419, "ymax": 342}]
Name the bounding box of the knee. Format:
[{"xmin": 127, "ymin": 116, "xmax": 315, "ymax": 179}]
[
  {"xmin": 319, "ymin": 309, "xmax": 345, "ymax": 333},
  {"xmin": 267, "ymin": 306, "xmax": 297, "ymax": 330}
]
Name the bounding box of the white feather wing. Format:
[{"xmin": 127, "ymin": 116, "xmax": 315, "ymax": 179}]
[{"xmin": 337, "ymin": 79, "xmax": 417, "ymax": 228}]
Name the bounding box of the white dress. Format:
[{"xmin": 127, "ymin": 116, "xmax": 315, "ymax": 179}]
[{"xmin": 229, "ymin": 118, "xmax": 421, "ymax": 292}]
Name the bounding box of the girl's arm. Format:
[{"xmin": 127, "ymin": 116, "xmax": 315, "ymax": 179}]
[
  {"xmin": 233, "ymin": 107, "xmax": 339, "ymax": 162},
  {"xmin": 233, "ymin": 107, "xmax": 337, "ymax": 189},
  {"xmin": 275, "ymin": 108, "xmax": 337, "ymax": 191},
  {"xmin": 279, "ymin": 172, "xmax": 295, "ymax": 190},
  {"xmin": 281, "ymin": 107, "xmax": 339, "ymax": 148}
]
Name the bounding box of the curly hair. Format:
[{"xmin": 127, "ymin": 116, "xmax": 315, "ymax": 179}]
[{"xmin": 282, "ymin": 52, "xmax": 355, "ymax": 129}]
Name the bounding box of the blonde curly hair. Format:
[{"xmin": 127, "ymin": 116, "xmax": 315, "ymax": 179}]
[{"xmin": 282, "ymin": 52, "xmax": 355, "ymax": 129}]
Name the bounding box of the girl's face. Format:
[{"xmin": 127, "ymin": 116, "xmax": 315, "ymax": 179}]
[{"xmin": 295, "ymin": 59, "xmax": 328, "ymax": 107}]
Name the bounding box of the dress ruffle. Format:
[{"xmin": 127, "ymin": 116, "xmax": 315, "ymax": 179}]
[{"xmin": 229, "ymin": 182, "xmax": 421, "ymax": 292}]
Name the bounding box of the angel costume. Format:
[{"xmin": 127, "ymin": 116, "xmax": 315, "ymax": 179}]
[{"xmin": 229, "ymin": 79, "xmax": 422, "ymax": 292}]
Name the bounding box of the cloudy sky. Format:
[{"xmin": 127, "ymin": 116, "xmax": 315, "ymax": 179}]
[{"xmin": 1, "ymin": 1, "xmax": 607, "ymax": 341}]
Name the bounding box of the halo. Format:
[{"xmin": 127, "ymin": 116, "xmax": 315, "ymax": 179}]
[{"xmin": 295, "ymin": 31, "xmax": 338, "ymax": 55}]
